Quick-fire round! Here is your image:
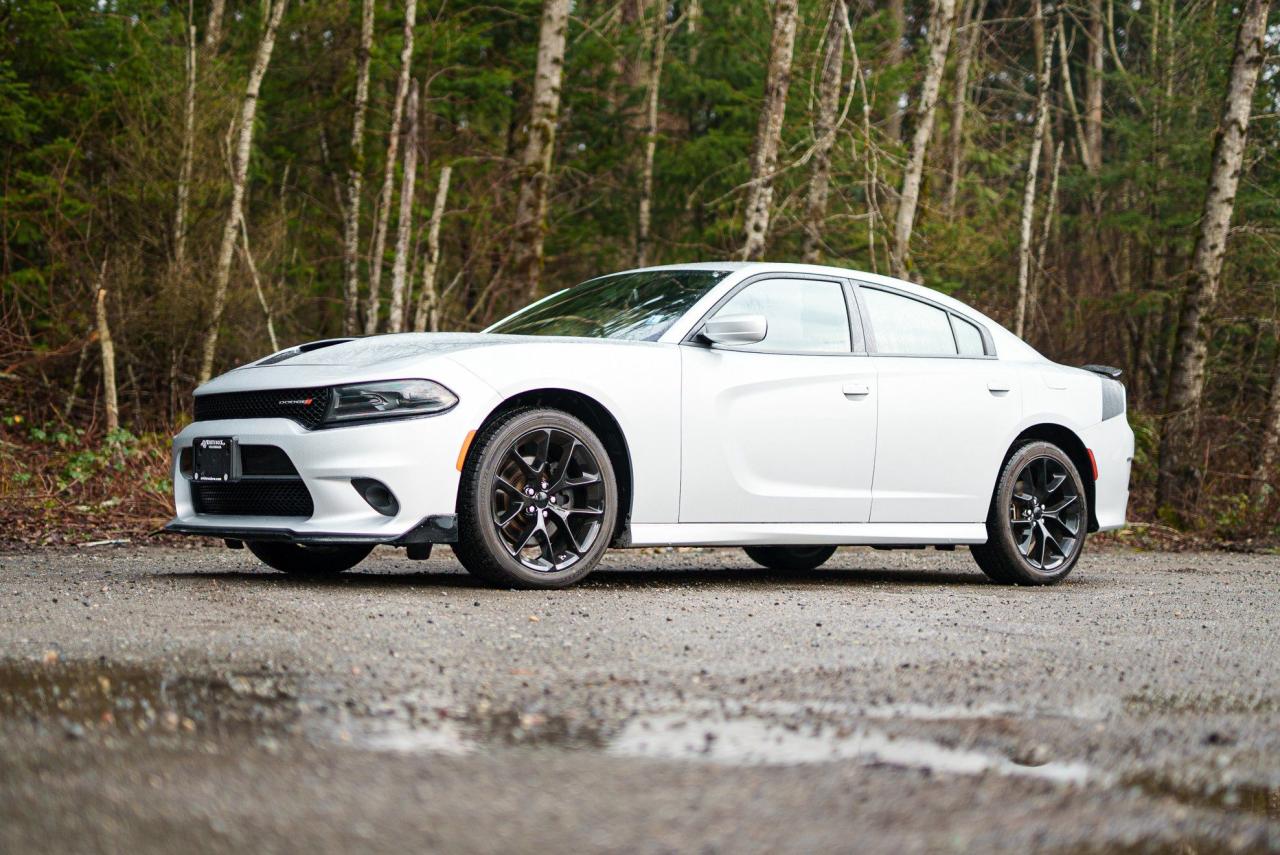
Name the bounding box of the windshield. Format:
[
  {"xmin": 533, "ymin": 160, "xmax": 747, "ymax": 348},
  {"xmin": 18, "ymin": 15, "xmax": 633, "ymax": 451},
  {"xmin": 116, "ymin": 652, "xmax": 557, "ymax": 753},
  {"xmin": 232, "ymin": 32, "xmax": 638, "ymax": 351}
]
[{"xmin": 487, "ymin": 269, "xmax": 730, "ymax": 341}]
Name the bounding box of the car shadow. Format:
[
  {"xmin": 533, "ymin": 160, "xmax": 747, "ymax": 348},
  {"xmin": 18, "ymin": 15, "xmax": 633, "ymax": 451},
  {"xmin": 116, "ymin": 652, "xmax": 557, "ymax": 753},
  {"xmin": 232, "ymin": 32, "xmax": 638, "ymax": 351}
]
[{"xmin": 161, "ymin": 563, "xmax": 993, "ymax": 590}]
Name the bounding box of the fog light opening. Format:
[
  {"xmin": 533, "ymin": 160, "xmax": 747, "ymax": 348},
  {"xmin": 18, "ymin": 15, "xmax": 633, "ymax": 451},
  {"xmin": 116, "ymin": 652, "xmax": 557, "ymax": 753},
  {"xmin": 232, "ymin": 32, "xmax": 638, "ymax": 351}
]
[{"xmin": 352, "ymin": 478, "xmax": 400, "ymax": 517}]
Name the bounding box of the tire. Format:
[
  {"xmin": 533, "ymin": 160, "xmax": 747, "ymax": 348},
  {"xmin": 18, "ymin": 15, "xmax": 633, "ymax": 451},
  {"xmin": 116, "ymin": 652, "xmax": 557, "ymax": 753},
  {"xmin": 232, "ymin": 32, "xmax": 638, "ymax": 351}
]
[
  {"xmin": 743, "ymin": 545, "xmax": 837, "ymax": 572},
  {"xmin": 971, "ymin": 441, "xmax": 1088, "ymax": 586},
  {"xmin": 452, "ymin": 408, "xmax": 618, "ymax": 589},
  {"xmin": 246, "ymin": 541, "xmax": 373, "ymax": 575}
]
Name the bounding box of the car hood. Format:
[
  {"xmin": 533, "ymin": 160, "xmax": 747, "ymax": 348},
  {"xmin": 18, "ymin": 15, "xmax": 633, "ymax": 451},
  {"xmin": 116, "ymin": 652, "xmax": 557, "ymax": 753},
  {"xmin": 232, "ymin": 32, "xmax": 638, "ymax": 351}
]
[{"xmin": 195, "ymin": 332, "xmax": 664, "ymax": 395}]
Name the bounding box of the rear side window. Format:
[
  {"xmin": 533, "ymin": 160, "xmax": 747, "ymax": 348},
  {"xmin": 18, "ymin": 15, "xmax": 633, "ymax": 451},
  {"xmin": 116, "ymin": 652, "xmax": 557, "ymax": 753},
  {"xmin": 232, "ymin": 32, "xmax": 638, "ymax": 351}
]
[
  {"xmin": 951, "ymin": 315, "xmax": 987, "ymax": 356},
  {"xmin": 861, "ymin": 287, "xmax": 956, "ymax": 356}
]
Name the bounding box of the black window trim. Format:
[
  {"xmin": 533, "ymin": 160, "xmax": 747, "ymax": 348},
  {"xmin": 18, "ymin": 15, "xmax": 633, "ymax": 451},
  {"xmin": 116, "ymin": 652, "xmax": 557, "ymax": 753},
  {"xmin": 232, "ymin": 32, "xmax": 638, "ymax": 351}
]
[
  {"xmin": 853, "ymin": 281, "xmax": 997, "ymax": 359},
  {"xmin": 680, "ymin": 272, "xmax": 868, "ymax": 357}
]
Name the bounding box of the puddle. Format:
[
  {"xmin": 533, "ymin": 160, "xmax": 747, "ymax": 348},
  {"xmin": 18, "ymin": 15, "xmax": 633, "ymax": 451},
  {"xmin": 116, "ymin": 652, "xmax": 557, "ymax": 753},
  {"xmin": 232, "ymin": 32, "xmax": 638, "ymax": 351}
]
[
  {"xmin": 608, "ymin": 712, "xmax": 1094, "ymax": 783},
  {"xmin": 0, "ymin": 658, "xmax": 299, "ymax": 736},
  {"xmin": 1125, "ymin": 771, "xmax": 1280, "ymax": 820},
  {"xmin": 332, "ymin": 702, "xmax": 604, "ymax": 755}
]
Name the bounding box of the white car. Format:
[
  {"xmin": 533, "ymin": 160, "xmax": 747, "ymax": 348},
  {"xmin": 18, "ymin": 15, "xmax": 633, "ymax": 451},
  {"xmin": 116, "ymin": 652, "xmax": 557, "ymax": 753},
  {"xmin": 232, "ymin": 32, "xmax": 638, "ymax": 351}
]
[{"xmin": 167, "ymin": 262, "xmax": 1133, "ymax": 588}]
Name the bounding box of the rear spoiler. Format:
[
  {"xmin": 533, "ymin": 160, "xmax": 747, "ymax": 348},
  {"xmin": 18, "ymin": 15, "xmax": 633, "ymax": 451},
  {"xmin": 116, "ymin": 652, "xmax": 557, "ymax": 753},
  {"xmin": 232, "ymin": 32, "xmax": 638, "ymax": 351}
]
[{"xmin": 1081, "ymin": 364, "xmax": 1123, "ymax": 380}]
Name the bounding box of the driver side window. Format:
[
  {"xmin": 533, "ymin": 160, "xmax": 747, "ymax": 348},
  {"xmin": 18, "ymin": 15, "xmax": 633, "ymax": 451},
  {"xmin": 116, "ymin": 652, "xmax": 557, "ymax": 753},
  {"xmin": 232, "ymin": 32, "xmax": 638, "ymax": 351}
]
[{"xmin": 712, "ymin": 278, "xmax": 852, "ymax": 354}]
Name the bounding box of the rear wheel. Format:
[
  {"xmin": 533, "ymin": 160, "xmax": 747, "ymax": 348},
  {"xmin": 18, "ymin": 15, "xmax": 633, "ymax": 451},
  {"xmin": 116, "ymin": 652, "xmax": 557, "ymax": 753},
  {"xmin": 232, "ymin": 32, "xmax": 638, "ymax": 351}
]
[
  {"xmin": 971, "ymin": 441, "xmax": 1087, "ymax": 585},
  {"xmin": 453, "ymin": 408, "xmax": 618, "ymax": 589},
  {"xmin": 743, "ymin": 545, "xmax": 837, "ymax": 572},
  {"xmin": 246, "ymin": 541, "xmax": 373, "ymax": 575}
]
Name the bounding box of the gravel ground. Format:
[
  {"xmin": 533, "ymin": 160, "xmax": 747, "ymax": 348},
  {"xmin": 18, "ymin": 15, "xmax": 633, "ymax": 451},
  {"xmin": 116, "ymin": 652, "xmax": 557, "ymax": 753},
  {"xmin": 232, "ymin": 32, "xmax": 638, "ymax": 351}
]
[{"xmin": 1, "ymin": 544, "xmax": 1278, "ymax": 854}]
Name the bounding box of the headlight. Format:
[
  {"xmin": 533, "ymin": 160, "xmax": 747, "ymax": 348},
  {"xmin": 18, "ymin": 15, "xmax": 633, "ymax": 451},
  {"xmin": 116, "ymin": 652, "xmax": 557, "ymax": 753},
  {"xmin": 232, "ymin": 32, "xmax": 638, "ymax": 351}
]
[{"xmin": 323, "ymin": 379, "xmax": 458, "ymax": 425}]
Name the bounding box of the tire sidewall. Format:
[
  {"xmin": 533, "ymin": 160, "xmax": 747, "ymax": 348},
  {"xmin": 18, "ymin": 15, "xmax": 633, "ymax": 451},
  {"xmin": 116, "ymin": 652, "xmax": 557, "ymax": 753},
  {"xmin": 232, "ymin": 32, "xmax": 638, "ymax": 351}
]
[
  {"xmin": 991, "ymin": 441, "xmax": 1087, "ymax": 583},
  {"xmin": 463, "ymin": 409, "xmax": 618, "ymax": 587}
]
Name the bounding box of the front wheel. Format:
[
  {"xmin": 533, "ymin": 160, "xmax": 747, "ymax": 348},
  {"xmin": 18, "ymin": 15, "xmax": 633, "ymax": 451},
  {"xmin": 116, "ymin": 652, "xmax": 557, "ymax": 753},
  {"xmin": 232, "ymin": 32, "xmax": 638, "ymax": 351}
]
[
  {"xmin": 971, "ymin": 441, "xmax": 1087, "ymax": 585},
  {"xmin": 744, "ymin": 545, "xmax": 837, "ymax": 572},
  {"xmin": 246, "ymin": 541, "xmax": 373, "ymax": 575},
  {"xmin": 453, "ymin": 408, "xmax": 618, "ymax": 589}
]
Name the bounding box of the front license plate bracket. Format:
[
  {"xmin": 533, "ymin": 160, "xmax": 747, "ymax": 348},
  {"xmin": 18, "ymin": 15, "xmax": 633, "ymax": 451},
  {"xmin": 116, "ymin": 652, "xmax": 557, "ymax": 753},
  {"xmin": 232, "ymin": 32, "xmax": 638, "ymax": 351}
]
[{"xmin": 193, "ymin": 436, "xmax": 240, "ymax": 482}]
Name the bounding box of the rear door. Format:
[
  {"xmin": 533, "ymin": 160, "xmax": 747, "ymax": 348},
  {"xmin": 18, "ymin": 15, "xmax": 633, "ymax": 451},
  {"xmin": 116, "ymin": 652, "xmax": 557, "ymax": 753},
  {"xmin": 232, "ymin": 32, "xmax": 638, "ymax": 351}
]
[
  {"xmin": 679, "ymin": 275, "xmax": 878, "ymax": 523},
  {"xmin": 857, "ymin": 284, "xmax": 1021, "ymax": 523}
]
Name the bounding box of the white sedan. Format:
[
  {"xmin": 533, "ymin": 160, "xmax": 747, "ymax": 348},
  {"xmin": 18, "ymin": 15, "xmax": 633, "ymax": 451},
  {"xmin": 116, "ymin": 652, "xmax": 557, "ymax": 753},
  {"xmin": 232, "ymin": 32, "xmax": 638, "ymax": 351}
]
[{"xmin": 167, "ymin": 263, "xmax": 1133, "ymax": 588}]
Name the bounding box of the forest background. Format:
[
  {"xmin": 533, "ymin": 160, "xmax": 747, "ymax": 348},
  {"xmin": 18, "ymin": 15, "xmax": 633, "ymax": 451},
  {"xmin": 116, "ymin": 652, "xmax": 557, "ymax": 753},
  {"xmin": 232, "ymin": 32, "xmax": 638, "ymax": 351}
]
[{"xmin": 2, "ymin": 0, "xmax": 1278, "ymax": 546}]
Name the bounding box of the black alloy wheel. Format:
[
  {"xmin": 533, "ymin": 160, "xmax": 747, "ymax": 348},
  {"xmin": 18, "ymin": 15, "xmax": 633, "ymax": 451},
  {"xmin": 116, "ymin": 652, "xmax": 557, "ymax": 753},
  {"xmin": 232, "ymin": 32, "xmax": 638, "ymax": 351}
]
[
  {"xmin": 971, "ymin": 441, "xmax": 1087, "ymax": 586},
  {"xmin": 454, "ymin": 408, "xmax": 618, "ymax": 588}
]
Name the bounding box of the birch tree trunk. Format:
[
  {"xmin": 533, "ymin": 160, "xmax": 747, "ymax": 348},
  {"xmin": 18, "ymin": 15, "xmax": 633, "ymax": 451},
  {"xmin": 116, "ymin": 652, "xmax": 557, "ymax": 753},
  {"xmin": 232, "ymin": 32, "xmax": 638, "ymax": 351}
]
[
  {"xmin": 1156, "ymin": 0, "xmax": 1270, "ymax": 513},
  {"xmin": 635, "ymin": 9, "xmax": 672, "ymax": 268},
  {"xmin": 414, "ymin": 165, "xmax": 452, "ymax": 332},
  {"xmin": 364, "ymin": 0, "xmax": 417, "ymax": 335},
  {"xmin": 388, "ymin": 83, "xmax": 420, "ymax": 334},
  {"xmin": 801, "ymin": 0, "xmax": 849, "ymax": 264},
  {"xmin": 512, "ymin": 0, "xmax": 571, "ymax": 300},
  {"xmin": 204, "ymin": 0, "xmax": 227, "ymax": 51},
  {"xmin": 237, "ymin": 216, "xmax": 280, "ymax": 352},
  {"xmin": 174, "ymin": 13, "xmax": 196, "ymax": 268},
  {"xmin": 341, "ymin": 0, "xmax": 375, "ymax": 334},
  {"xmin": 1084, "ymin": 0, "xmax": 1104, "ymax": 173},
  {"xmin": 885, "ymin": 0, "xmax": 906, "ymax": 142},
  {"xmin": 198, "ymin": 0, "xmax": 288, "ymax": 384},
  {"xmin": 740, "ymin": 0, "xmax": 799, "ymax": 262},
  {"xmin": 945, "ymin": 0, "xmax": 982, "ymax": 213},
  {"xmin": 889, "ymin": 0, "xmax": 955, "ymax": 280},
  {"xmin": 687, "ymin": 0, "xmax": 701, "ymax": 67},
  {"xmin": 95, "ymin": 283, "xmax": 119, "ymax": 434},
  {"xmin": 1255, "ymin": 348, "xmax": 1280, "ymax": 503},
  {"xmin": 1014, "ymin": 4, "xmax": 1054, "ymax": 339}
]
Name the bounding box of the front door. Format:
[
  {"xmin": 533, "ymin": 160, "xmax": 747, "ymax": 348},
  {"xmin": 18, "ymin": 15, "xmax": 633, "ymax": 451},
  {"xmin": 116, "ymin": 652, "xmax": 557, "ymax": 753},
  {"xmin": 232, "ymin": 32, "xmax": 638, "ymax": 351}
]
[{"xmin": 679, "ymin": 277, "xmax": 878, "ymax": 524}]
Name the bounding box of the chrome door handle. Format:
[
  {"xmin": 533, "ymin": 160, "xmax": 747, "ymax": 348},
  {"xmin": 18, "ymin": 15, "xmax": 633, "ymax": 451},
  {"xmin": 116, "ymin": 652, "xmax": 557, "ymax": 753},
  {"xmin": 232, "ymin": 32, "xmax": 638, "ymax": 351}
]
[
  {"xmin": 987, "ymin": 381, "xmax": 1011, "ymax": 393},
  {"xmin": 843, "ymin": 383, "xmax": 871, "ymax": 397}
]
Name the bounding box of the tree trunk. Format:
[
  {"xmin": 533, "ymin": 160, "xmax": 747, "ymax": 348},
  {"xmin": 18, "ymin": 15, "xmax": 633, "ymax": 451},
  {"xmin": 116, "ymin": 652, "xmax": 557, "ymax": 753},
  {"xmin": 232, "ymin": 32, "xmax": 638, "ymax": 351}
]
[
  {"xmin": 885, "ymin": 0, "xmax": 906, "ymax": 142},
  {"xmin": 198, "ymin": 0, "xmax": 288, "ymax": 384},
  {"xmin": 889, "ymin": 0, "xmax": 955, "ymax": 280},
  {"xmin": 945, "ymin": 0, "xmax": 982, "ymax": 213},
  {"xmin": 237, "ymin": 216, "xmax": 280, "ymax": 352},
  {"xmin": 95, "ymin": 284, "xmax": 118, "ymax": 434},
  {"xmin": 635, "ymin": 9, "xmax": 672, "ymax": 268},
  {"xmin": 1254, "ymin": 347, "xmax": 1280, "ymax": 503},
  {"xmin": 341, "ymin": 0, "xmax": 375, "ymax": 334},
  {"xmin": 740, "ymin": 0, "xmax": 799, "ymax": 262},
  {"xmin": 1056, "ymin": 20, "xmax": 1092, "ymax": 169},
  {"xmin": 414, "ymin": 165, "xmax": 452, "ymax": 332},
  {"xmin": 1084, "ymin": 0, "xmax": 1103, "ymax": 173},
  {"xmin": 388, "ymin": 83, "xmax": 420, "ymax": 334},
  {"xmin": 513, "ymin": 0, "xmax": 571, "ymax": 300},
  {"xmin": 1156, "ymin": 0, "xmax": 1270, "ymax": 514},
  {"xmin": 687, "ymin": 0, "xmax": 701, "ymax": 67},
  {"xmin": 204, "ymin": 0, "xmax": 227, "ymax": 50},
  {"xmin": 364, "ymin": 0, "xmax": 417, "ymax": 335},
  {"xmin": 1014, "ymin": 4, "xmax": 1054, "ymax": 339},
  {"xmin": 801, "ymin": 0, "xmax": 849, "ymax": 264},
  {"xmin": 174, "ymin": 15, "xmax": 196, "ymax": 269}
]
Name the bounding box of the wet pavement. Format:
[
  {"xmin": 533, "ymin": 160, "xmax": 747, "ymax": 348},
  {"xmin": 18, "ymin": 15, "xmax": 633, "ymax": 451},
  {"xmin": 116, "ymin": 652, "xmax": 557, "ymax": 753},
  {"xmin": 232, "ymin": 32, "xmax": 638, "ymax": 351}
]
[{"xmin": 1, "ymin": 545, "xmax": 1278, "ymax": 853}]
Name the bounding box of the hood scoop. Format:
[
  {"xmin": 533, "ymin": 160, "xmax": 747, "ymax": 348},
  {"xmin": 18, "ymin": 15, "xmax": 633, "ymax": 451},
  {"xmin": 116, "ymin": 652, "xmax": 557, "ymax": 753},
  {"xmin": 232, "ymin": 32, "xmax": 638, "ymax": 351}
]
[{"xmin": 255, "ymin": 338, "xmax": 354, "ymax": 366}]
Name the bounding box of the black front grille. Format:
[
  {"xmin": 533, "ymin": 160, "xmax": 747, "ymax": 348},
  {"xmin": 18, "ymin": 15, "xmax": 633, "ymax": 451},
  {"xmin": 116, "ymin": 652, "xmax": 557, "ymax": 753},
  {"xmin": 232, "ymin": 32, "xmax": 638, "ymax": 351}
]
[
  {"xmin": 193, "ymin": 387, "xmax": 332, "ymax": 429},
  {"xmin": 239, "ymin": 445, "xmax": 299, "ymax": 477},
  {"xmin": 191, "ymin": 481, "xmax": 314, "ymax": 517}
]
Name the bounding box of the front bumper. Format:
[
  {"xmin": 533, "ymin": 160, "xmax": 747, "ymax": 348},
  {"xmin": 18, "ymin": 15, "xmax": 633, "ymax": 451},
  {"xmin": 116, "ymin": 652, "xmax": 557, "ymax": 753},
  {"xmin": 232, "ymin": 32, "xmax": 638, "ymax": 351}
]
[
  {"xmin": 168, "ymin": 398, "xmax": 492, "ymax": 543},
  {"xmin": 164, "ymin": 513, "xmax": 458, "ymax": 544}
]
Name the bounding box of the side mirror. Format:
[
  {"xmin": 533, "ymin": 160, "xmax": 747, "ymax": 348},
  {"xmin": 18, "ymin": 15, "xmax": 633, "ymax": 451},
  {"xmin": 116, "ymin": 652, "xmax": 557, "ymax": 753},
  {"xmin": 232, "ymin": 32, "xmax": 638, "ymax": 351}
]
[{"xmin": 701, "ymin": 314, "xmax": 767, "ymax": 347}]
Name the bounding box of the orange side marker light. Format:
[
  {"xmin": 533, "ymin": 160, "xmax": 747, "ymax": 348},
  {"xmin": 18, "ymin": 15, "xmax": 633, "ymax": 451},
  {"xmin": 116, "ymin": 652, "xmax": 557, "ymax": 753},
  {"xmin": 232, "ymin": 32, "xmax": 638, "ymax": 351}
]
[
  {"xmin": 1086, "ymin": 448, "xmax": 1098, "ymax": 481},
  {"xmin": 456, "ymin": 429, "xmax": 477, "ymax": 472}
]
